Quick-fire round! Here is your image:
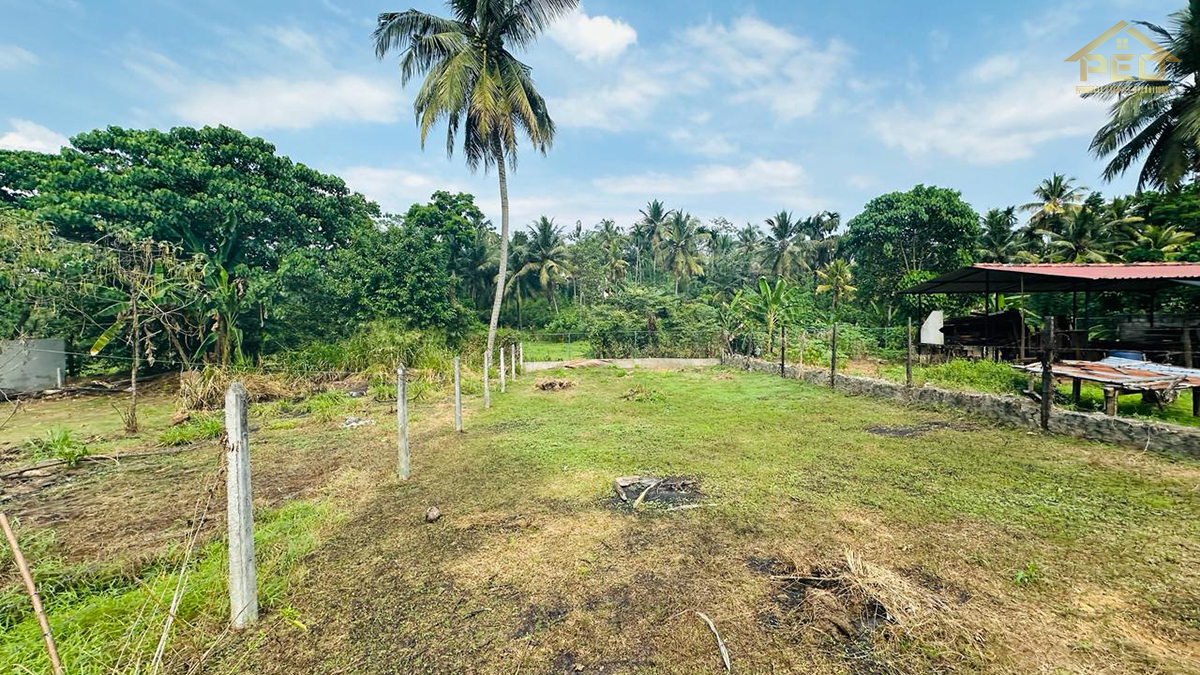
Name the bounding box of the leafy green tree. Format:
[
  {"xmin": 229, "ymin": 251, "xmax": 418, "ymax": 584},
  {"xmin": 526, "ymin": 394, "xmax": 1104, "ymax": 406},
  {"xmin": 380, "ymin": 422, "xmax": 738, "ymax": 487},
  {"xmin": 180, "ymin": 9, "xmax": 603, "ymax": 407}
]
[
  {"xmin": 507, "ymin": 216, "xmax": 569, "ymax": 313},
  {"xmin": 0, "ymin": 126, "xmax": 377, "ymax": 363},
  {"xmin": 816, "ymin": 259, "xmax": 857, "ymax": 316},
  {"xmin": 1121, "ymin": 224, "xmax": 1195, "ymax": 261},
  {"xmin": 736, "ymin": 277, "xmax": 801, "ymax": 354},
  {"xmin": 843, "ymin": 185, "xmax": 980, "ymax": 303},
  {"xmin": 762, "ymin": 210, "xmax": 804, "ymax": 281},
  {"xmin": 1020, "ymin": 174, "xmax": 1087, "ymax": 232},
  {"xmin": 374, "ymin": 0, "xmax": 575, "ymax": 406},
  {"xmin": 978, "ymin": 207, "xmax": 1019, "ymax": 263},
  {"xmin": 658, "ymin": 212, "xmax": 706, "ymax": 294},
  {"xmin": 1087, "ymin": 2, "xmax": 1200, "ymax": 190},
  {"xmin": 1041, "ymin": 194, "xmax": 1116, "ymax": 263}
]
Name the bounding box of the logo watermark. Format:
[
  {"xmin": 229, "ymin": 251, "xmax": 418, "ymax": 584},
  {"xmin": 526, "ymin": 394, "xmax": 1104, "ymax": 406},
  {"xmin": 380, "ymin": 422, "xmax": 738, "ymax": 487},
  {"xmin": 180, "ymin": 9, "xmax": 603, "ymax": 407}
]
[{"xmin": 1066, "ymin": 21, "xmax": 1179, "ymax": 95}]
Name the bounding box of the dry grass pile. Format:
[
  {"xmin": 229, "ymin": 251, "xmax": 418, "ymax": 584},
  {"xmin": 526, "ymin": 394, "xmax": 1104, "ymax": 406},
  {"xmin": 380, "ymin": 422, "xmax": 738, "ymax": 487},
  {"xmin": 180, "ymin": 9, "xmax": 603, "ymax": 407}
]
[
  {"xmin": 764, "ymin": 549, "xmax": 983, "ymax": 672},
  {"xmin": 178, "ymin": 368, "xmax": 326, "ymax": 410}
]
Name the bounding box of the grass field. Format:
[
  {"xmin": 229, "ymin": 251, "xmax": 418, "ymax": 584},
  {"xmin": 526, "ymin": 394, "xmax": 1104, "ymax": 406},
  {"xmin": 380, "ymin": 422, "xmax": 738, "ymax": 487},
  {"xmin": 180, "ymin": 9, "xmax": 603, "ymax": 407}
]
[
  {"xmin": 521, "ymin": 338, "xmax": 593, "ymax": 362},
  {"xmin": 2, "ymin": 365, "xmax": 1199, "ymax": 674}
]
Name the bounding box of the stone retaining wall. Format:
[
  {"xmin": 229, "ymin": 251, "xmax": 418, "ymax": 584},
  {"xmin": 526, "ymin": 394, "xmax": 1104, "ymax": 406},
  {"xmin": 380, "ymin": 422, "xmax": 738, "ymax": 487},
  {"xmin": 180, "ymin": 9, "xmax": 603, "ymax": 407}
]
[
  {"xmin": 722, "ymin": 354, "xmax": 1200, "ymax": 457},
  {"xmin": 525, "ymin": 358, "xmax": 720, "ymax": 372}
]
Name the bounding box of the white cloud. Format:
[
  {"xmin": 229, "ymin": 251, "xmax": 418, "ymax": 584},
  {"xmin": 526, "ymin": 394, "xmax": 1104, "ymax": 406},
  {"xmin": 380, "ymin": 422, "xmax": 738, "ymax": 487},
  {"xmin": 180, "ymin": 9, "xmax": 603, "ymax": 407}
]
[
  {"xmin": 173, "ymin": 75, "xmax": 402, "ymax": 131},
  {"xmin": 667, "ymin": 129, "xmax": 738, "ymax": 157},
  {"xmin": 847, "ymin": 174, "xmax": 881, "ymax": 190},
  {"xmin": 0, "ymin": 44, "xmax": 38, "ymax": 69},
  {"xmin": 0, "ymin": 119, "xmax": 68, "ymax": 153},
  {"xmin": 595, "ymin": 158, "xmax": 809, "ymax": 196},
  {"xmin": 552, "ymin": 15, "xmax": 850, "ymax": 130},
  {"xmin": 872, "ymin": 72, "xmax": 1099, "ymax": 164},
  {"xmin": 549, "ymin": 8, "xmax": 637, "ymax": 62},
  {"xmin": 970, "ymin": 54, "xmax": 1020, "ymax": 82},
  {"xmin": 550, "ymin": 70, "xmax": 665, "ymax": 130},
  {"xmin": 340, "ymin": 166, "xmax": 463, "ymax": 213},
  {"xmin": 682, "ymin": 16, "xmax": 851, "ymax": 121}
]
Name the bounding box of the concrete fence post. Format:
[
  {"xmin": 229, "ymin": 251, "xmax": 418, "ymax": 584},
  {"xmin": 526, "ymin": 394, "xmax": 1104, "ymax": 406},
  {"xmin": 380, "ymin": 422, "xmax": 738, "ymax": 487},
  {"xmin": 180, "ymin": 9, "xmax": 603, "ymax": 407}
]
[
  {"xmin": 453, "ymin": 357, "xmax": 463, "ymax": 432},
  {"xmin": 780, "ymin": 325, "xmax": 786, "ymax": 376},
  {"xmin": 55, "ymin": 367, "xmax": 63, "ymax": 389},
  {"xmin": 519, "ymin": 342, "xmax": 524, "ymax": 373},
  {"xmin": 829, "ymin": 322, "xmax": 838, "ymax": 388},
  {"xmin": 510, "ymin": 343, "xmax": 517, "ymax": 381},
  {"xmin": 906, "ymin": 318, "xmax": 913, "ymax": 388},
  {"xmin": 1040, "ymin": 317, "xmax": 1055, "ymax": 430},
  {"xmin": 224, "ymin": 383, "xmax": 258, "ymax": 629},
  {"xmin": 397, "ymin": 366, "xmax": 410, "ymax": 479},
  {"xmin": 499, "ymin": 346, "xmax": 507, "ymax": 393}
]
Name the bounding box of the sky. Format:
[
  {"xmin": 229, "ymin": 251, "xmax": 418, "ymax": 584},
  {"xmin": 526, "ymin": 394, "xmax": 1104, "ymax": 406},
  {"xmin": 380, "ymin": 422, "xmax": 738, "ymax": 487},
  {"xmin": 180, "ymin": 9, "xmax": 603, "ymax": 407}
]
[{"xmin": 0, "ymin": 0, "xmax": 1188, "ymax": 231}]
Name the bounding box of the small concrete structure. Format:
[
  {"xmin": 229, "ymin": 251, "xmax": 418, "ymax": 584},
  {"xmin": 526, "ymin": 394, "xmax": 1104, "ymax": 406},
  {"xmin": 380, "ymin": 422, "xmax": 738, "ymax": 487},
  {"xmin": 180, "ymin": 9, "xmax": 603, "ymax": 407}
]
[
  {"xmin": 524, "ymin": 358, "xmax": 720, "ymax": 372},
  {"xmin": 0, "ymin": 339, "xmax": 66, "ymax": 393}
]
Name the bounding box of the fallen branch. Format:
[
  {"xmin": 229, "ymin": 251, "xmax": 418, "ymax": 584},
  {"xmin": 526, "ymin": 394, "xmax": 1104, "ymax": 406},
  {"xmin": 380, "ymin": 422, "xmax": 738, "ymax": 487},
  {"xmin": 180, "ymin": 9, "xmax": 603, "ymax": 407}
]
[
  {"xmin": 0, "ymin": 512, "xmax": 64, "ymax": 675},
  {"xmin": 1, "ymin": 448, "xmax": 189, "ymax": 480},
  {"xmin": 695, "ymin": 611, "xmax": 730, "ymax": 672}
]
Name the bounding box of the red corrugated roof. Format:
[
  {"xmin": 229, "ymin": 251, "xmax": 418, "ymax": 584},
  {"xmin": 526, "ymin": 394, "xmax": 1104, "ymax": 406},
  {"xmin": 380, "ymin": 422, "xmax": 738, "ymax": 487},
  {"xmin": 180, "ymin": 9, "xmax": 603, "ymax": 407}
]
[{"xmin": 974, "ymin": 262, "xmax": 1200, "ymax": 281}]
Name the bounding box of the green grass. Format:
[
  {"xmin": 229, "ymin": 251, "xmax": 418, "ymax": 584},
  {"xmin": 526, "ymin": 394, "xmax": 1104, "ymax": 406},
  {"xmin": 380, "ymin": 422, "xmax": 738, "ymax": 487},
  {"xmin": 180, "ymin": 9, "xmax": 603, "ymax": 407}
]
[
  {"xmin": 521, "ymin": 339, "xmax": 593, "ymax": 362},
  {"xmin": 0, "ymin": 500, "xmax": 333, "ymax": 674},
  {"xmin": 157, "ymin": 413, "xmax": 224, "ymax": 446},
  {"xmin": 23, "ymin": 427, "xmax": 91, "ymax": 466},
  {"xmin": 231, "ymin": 365, "xmax": 1200, "ymax": 674}
]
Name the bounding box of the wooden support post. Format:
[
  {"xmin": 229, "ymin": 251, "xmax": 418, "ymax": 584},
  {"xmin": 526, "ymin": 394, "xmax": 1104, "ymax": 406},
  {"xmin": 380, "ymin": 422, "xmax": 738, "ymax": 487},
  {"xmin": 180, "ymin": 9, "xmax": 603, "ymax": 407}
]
[
  {"xmin": 1184, "ymin": 326, "xmax": 1194, "ymax": 370},
  {"xmin": 1071, "ymin": 378, "xmax": 1082, "ymax": 405},
  {"xmin": 1192, "ymin": 387, "xmax": 1199, "ymax": 418},
  {"xmin": 1104, "ymin": 388, "xmax": 1119, "ymax": 417},
  {"xmin": 510, "ymin": 343, "xmax": 517, "ymax": 382},
  {"xmin": 453, "ymin": 357, "xmax": 463, "ymax": 432},
  {"xmin": 224, "ymin": 383, "xmax": 258, "ymax": 628},
  {"xmin": 905, "ymin": 317, "xmax": 913, "ymax": 388},
  {"xmin": 397, "ymin": 367, "xmax": 410, "ymax": 479},
  {"xmin": 499, "ymin": 346, "xmax": 506, "ymax": 393},
  {"xmin": 0, "ymin": 513, "xmax": 63, "ymax": 675},
  {"xmin": 1040, "ymin": 317, "xmax": 1055, "ymax": 431},
  {"xmin": 780, "ymin": 325, "xmax": 786, "ymax": 376},
  {"xmin": 829, "ymin": 322, "xmax": 838, "ymax": 389}
]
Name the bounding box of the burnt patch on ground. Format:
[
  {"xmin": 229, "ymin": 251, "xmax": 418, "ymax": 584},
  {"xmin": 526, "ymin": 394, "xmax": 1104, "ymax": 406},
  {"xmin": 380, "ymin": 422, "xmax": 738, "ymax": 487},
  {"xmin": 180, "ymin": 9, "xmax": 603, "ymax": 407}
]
[
  {"xmin": 535, "ymin": 379, "xmax": 576, "ymax": 392},
  {"xmin": 514, "ymin": 602, "xmax": 569, "ymax": 638},
  {"xmin": 866, "ymin": 421, "xmax": 978, "ymax": 437},
  {"xmin": 610, "ymin": 475, "xmax": 702, "ymax": 510}
]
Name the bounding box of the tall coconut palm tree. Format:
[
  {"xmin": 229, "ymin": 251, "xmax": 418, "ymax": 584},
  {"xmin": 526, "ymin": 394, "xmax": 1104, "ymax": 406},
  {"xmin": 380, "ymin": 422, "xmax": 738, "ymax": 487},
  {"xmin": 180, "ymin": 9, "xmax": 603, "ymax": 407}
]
[
  {"xmin": 638, "ymin": 200, "xmax": 672, "ymax": 278},
  {"xmin": 373, "ymin": 0, "xmax": 577, "ymax": 407},
  {"xmin": 1087, "ymin": 3, "xmax": 1199, "ymax": 190},
  {"xmin": 816, "ymin": 259, "xmax": 856, "ymax": 315},
  {"xmin": 457, "ymin": 228, "xmax": 498, "ymax": 309},
  {"xmin": 761, "ymin": 210, "xmax": 804, "ymax": 281},
  {"xmin": 507, "ymin": 216, "xmax": 569, "ymax": 312},
  {"xmin": 1021, "ymin": 174, "xmax": 1088, "ymax": 232},
  {"xmin": 977, "ymin": 207, "xmax": 1019, "ymax": 263},
  {"xmin": 1041, "ymin": 195, "xmax": 1116, "ymax": 263},
  {"xmin": 736, "ymin": 223, "xmax": 762, "ymax": 258},
  {"xmin": 658, "ymin": 211, "xmax": 705, "ymax": 294}
]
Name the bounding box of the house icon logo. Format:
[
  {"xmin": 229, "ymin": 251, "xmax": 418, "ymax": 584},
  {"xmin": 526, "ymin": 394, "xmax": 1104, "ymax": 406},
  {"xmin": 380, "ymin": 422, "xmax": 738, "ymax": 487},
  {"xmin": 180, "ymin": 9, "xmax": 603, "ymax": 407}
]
[{"xmin": 1066, "ymin": 21, "xmax": 1179, "ymax": 90}]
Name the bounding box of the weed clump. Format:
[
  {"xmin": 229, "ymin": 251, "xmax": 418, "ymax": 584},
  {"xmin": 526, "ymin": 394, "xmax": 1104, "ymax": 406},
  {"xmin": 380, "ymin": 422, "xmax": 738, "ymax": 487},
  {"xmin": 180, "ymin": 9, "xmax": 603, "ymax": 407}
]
[
  {"xmin": 620, "ymin": 385, "xmax": 662, "ymax": 402},
  {"xmin": 24, "ymin": 428, "xmax": 91, "ymax": 467},
  {"xmin": 158, "ymin": 414, "xmax": 223, "ymax": 446}
]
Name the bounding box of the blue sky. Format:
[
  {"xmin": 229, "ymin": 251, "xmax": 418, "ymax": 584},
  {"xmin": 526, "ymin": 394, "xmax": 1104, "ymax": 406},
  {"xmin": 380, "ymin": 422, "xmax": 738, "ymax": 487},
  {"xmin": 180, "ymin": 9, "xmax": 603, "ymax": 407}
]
[{"xmin": 0, "ymin": 0, "xmax": 1187, "ymax": 230}]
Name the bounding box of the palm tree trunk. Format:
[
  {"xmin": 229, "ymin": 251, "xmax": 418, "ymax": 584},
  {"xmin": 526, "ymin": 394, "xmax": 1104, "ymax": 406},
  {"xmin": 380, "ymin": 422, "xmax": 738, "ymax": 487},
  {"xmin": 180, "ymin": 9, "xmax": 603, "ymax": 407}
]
[{"xmin": 484, "ymin": 141, "xmax": 510, "ymax": 409}]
